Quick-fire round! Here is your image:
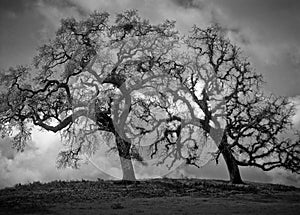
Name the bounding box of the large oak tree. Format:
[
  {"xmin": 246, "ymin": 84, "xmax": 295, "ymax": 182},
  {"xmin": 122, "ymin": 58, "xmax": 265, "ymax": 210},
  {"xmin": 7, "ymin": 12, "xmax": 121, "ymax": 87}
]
[{"xmin": 0, "ymin": 10, "xmax": 178, "ymax": 180}]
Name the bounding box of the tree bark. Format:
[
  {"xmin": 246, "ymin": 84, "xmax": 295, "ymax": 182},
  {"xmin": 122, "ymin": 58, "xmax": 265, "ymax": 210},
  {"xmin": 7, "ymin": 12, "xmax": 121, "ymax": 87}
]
[
  {"xmin": 219, "ymin": 140, "xmax": 243, "ymax": 184},
  {"xmin": 115, "ymin": 134, "xmax": 136, "ymax": 181},
  {"xmin": 210, "ymin": 128, "xmax": 243, "ymax": 184}
]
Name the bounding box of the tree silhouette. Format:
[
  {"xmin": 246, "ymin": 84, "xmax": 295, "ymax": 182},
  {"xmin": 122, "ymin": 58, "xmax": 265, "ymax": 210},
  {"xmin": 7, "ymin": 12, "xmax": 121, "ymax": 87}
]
[
  {"xmin": 0, "ymin": 10, "xmax": 179, "ymax": 180},
  {"xmin": 129, "ymin": 25, "xmax": 300, "ymax": 184},
  {"xmin": 1, "ymin": 11, "xmax": 299, "ymax": 183}
]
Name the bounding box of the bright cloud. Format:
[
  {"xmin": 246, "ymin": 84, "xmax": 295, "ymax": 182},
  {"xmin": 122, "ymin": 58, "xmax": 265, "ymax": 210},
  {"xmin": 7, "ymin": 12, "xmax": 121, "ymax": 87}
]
[
  {"xmin": 0, "ymin": 131, "xmax": 117, "ymax": 188},
  {"xmin": 291, "ymin": 96, "xmax": 300, "ymax": 127}
]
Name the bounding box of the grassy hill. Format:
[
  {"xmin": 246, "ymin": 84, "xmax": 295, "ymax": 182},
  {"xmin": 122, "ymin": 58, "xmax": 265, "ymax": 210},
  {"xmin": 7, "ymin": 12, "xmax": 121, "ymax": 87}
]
[{"xmin": 0, "ymin": 178, "xmax": 299, "ymax": 214}]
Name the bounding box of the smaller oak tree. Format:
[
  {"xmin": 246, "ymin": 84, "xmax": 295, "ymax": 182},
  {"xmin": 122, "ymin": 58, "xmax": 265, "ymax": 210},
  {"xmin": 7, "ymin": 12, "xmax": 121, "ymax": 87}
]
[{"xmin": 128, "ymin": 24, "xmax": 300, "ymax": 184}]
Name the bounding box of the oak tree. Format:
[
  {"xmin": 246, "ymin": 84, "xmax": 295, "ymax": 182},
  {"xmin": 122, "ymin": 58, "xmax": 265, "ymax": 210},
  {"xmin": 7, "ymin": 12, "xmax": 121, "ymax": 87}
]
[
  {"xmin": 130, "ymin": 25, "xmax": 300, "ymax": 184},
  {"xmin": 0, "ymin": 10, "xmax": 178, "ymax": 180}
]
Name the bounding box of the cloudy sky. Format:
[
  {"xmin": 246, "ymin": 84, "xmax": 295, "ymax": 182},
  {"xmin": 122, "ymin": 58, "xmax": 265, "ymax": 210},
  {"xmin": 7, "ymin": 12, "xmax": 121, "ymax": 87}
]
[{"xmin": 0, "ymin": 0, "xmax": 299, "ymax": 188}]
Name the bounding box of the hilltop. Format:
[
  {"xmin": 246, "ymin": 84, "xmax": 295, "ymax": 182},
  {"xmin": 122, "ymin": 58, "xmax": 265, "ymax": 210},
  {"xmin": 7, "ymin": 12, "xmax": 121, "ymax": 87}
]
[{"xmin": 0, "ymin": 178, "xmax": 299, "ymax": 214}]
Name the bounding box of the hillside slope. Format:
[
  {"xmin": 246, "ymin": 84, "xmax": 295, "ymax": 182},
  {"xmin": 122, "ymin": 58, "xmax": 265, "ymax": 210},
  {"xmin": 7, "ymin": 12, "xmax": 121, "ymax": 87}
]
[{"xmin": 0, "ymin": 178, "xmax": 299, "ymax": 214}]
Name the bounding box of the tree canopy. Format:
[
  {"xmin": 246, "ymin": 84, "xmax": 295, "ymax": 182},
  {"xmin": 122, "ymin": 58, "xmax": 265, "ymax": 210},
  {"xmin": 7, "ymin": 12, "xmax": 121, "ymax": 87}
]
[{"xmin": 0, "ymin": 10, "xmax": 299, "ymax": 183}]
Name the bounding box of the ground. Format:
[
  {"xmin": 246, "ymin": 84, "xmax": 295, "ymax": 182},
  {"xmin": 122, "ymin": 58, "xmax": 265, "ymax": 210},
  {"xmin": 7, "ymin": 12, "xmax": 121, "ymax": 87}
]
[{"xmin": 0, "ymin": 178, "xmax": 299, "ymax": 214}]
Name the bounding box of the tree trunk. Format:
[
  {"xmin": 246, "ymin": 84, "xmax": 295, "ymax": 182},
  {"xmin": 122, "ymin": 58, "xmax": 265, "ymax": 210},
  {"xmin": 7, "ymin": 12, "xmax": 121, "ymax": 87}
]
[
  {"xmin": 219, "ymin": 141, "xmax": 243, "ymax": 184},
  {"xmin": 210, "ymin": 128, "xmax": 243, "ymax": 184},
  {"xmin": 115, "ymin": 134, "xmax": 136, "ymax": 181}
]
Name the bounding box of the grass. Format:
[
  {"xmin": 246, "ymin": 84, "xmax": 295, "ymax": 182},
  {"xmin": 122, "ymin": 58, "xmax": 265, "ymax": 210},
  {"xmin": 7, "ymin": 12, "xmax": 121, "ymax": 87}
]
[{"xmin": 0, "ymin": 178, "xmax": 299, "ymax": 214}]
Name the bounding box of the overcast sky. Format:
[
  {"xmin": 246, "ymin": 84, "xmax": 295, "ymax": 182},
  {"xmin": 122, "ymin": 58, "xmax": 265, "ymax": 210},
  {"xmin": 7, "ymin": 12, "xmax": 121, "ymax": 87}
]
[{"xmin": 0, "ymin": 0, "xmax": 300, "ymax": 188}]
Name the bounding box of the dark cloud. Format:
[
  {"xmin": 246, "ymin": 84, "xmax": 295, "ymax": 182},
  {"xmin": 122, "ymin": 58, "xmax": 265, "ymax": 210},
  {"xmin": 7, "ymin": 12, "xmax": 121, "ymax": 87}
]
[
  {"xmin": 0, "ymin": 7, "xmax": 44, "ymax": 69},
  {"xmin": 258, "ymin": 50, "xmax": 300, "ymax": 96},
  {"xmin": 171, "ymin": 0, "xmax": 300, "ymax": 95},
  {"xmin": 41, "ymin": 0, "xmax": 87, "ymax": 16},
  {"xmin": 0, "ymin": 0, "xmax": 84, "ymax": 16},
  {"xmin": 201, "ymin": 0, "xmax": 300, "ymax": 96},
  {"xmin": 172, "ymin": 0, "xmax": 205, "ymax": 9},
  {"xmin": 0, "ymin": 0, "xmax": 34, "ymax": 14},
  {"xmin": 0, "ymin": 0, "xmax": 87, "ymax": 70}
]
